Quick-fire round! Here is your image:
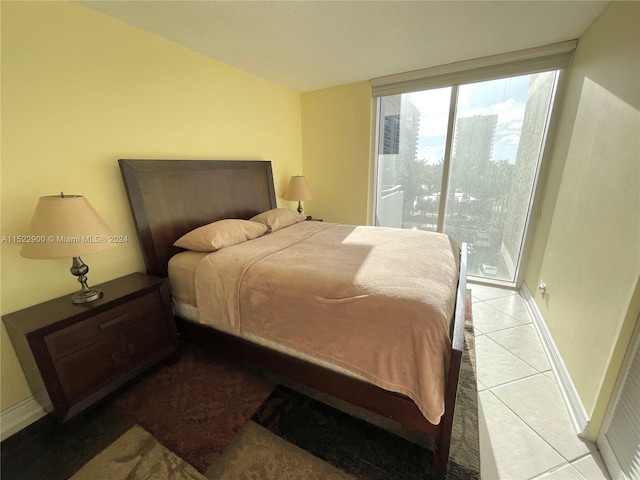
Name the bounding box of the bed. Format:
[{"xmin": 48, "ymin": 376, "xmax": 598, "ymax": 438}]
[{"xmin": 118, "ymin": 159, "xmax": 467, "ymax": 474}]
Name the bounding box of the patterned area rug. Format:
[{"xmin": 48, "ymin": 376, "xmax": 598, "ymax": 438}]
[
  {"xmin": 69, "ymin": 425, "xmax": 206, "ymax": 480},
  {"xmin": 1, "ymin": 292, "xmax": 478, "ymax": 480}
]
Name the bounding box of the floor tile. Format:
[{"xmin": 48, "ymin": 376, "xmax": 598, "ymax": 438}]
[
  {"xmin": 472, "ymin": 286, "xmax": 612, "ymax": 480},
  {"xmin": 477, "ymin": 379, "xmax": 488, "ymax": 392},
  {"xmin": 544, "ymin": 371, "xmax": 557, "ymax": 384},
  {"xmin": 485, "ymin": 295, "xmax": 532, "ymax": 324},
  {"xmin": 478, "ymin": 391, "xmax": 565, "ymax": 480},
  {"xmin": 472, "ymin": 302, "xmax": 524, "ymax": 334},
  {"xmin": 475, "ymin": 336, "xmax": 538, "ymax": 388},
  {"xmin": 571, "ymin": 453, "xmax": 611, "ymax": 480},
  {"xmin": 492, "ymin": 375, "xmax": 596, "ymax": 462},
  {"xmin": 487, "ymin": 325, "xmax": 551, "ymax": 372},
  {"xmin": 534, "ymin": 464, "xmax": 586, "ymax": 479},
  {"xmin": 469, "ymin": 284, "xmax": 517, "ymax": 302}
]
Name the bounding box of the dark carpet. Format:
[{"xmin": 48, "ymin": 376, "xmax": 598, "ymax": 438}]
[{"xmin": 251, "ymin": 385, "xmax": 477, "ymax": 479}]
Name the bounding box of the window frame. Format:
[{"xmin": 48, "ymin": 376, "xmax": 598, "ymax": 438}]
[{"xmin": 369, "ymin": 43, "xmax": 573, "ymax": 288}]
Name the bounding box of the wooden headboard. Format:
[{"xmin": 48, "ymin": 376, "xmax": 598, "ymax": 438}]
[{"xmin": 119, "ymin": 159, "xmax": 277, "ymax": 278}]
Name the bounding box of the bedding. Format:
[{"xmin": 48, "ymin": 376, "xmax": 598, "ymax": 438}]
[
  {"xmin": 168, "ymin": 251, "xmax": 208, "ymax": 306},
  {"xmin": 170, "ymin": 220, "xmax": 460, "ymax": 425}
]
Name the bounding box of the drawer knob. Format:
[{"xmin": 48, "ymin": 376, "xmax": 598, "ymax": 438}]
[{"xmin": 127, "ymin": 343, "xmax": 136, "ymax": 355}]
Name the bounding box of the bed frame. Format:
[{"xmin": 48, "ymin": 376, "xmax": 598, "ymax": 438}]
[{"xmin": 119, "ymin": 158, "xmax": 467, "ymax": 474}]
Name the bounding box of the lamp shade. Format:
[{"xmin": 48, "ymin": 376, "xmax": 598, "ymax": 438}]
[
  {"xmin": 283, "ymin": 175, "xmax": 313, "ymax": 201},
  {"xmin": 21, "ymin": 195, "xmax": 115, "ymax": 259}
]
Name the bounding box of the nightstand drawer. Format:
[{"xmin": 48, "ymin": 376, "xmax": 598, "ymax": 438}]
[
  {"xmin": 45, "ymin": 292, "xmax": 162, "ymax": 361},
  {"xmin": 53, "ymin": 336, "xmax": 122, "ymax": 403},
  {"xmin": 118, "ymin": 314, "xmax": 170, "ymax": 367}
]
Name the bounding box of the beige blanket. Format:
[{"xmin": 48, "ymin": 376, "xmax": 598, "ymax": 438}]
[{"xmin": 195, "ymin": 221, "xmax": 460, "ymax": 424}]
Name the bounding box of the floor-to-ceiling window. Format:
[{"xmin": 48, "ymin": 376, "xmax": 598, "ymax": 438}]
[{"xmin": 372, "ymin": 43, "xmax": 572, "ymax": 285}]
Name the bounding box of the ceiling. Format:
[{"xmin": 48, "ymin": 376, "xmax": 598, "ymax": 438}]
[{"xmin": 77, "ymin": 1, "xmax": 609, "ymax": 92}]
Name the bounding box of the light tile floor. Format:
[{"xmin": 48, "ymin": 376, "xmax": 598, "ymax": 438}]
[{"xmin": 470, "ymin": 283, "xmax": 612, "ymax": 480}]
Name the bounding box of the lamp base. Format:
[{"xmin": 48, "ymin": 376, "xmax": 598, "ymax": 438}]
[
  {"xmin": 297, "ymin": 201, "xmax": 303, "ymax": 214},
  {"xmin": 70, "ymin": 256, "xmax": 102, "ymax": 304},
  {"xmin": 72, "ymin": 288, "xmax": 103, "ymax": 304}
]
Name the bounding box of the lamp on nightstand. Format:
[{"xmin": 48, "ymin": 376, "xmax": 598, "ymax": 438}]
[
  {"xmin": 20, "ymin": 193, "xmax": 117, "ymax": 304},
  {"xmin": 284, "ymin": 175, "xmax": 313, "ymax": 214}
]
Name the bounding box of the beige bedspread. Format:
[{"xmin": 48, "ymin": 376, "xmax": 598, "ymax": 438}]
[{"xmin": 194, "ymin": 221, "xmax": 460, "ymax": 424}]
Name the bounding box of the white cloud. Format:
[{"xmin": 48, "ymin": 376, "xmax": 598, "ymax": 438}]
[
  {"xmin": 418, "ymin": 114, "xmax": 449, "ymax": 138},
  {"xmin": 409, "ymin": 88, "xmax": 451, "ymax": 112},
  {"xmin": 492, "ymin": 98, "xmax": 515, "ymax": 111},
  {"xmin": 499, "ymin": 134, "xmax": 521, "ymax": 145},
  {"xmin": 408, "ymin": 89, "xmax": 452, "ymax": 138},
  {"xmin": 418, "ymin": 145, "xmax": 445, "ymax": 164}
]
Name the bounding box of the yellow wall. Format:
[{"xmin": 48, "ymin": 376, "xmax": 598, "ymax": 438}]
[
  {"xmin": 301, "ymin": 82, "xmax": 373, "ymax": 225},
  {"xmin": 1, "ymin": 1, "xmax": 302, "ymax": 410},
  {"xmin": 524, "ymin": 1, "xmax": 639, "ymax": 440}
]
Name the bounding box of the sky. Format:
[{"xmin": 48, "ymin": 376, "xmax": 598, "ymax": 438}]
[{"xmin": 408, "ymin": 73, "xmax": 549, "ymax": 165}]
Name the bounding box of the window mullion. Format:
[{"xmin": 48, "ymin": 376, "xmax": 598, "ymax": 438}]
[{"xmin": 437, "ymin": 85, "xmax": 458, "ymax": 233}]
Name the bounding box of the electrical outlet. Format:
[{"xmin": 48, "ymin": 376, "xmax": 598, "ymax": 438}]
[{"xmin": 538, "ymin": 281, "xmax": 547, "ymax": 298}]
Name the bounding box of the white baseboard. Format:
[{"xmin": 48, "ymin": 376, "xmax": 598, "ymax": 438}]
[
  {"xmin": 1, "ymin": 396, "xmax": 46, "ymax": 441},
  {"xmin": 521, "ymin": 284, "xmax": 590, "ymax": 436}
]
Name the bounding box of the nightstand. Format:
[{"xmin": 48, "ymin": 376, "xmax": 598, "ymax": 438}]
[{"xmin": 3, "ymin": 273, "xmax": 178, "ymax": 422}]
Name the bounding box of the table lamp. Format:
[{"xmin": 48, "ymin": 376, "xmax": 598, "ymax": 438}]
[
  {"xmin": 20, "ymin": 193, "xmax": 116, "ymax": 304},
  {"xmin": 284, "ymin": 175, "xmax": 313, "ymax": 214}
]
